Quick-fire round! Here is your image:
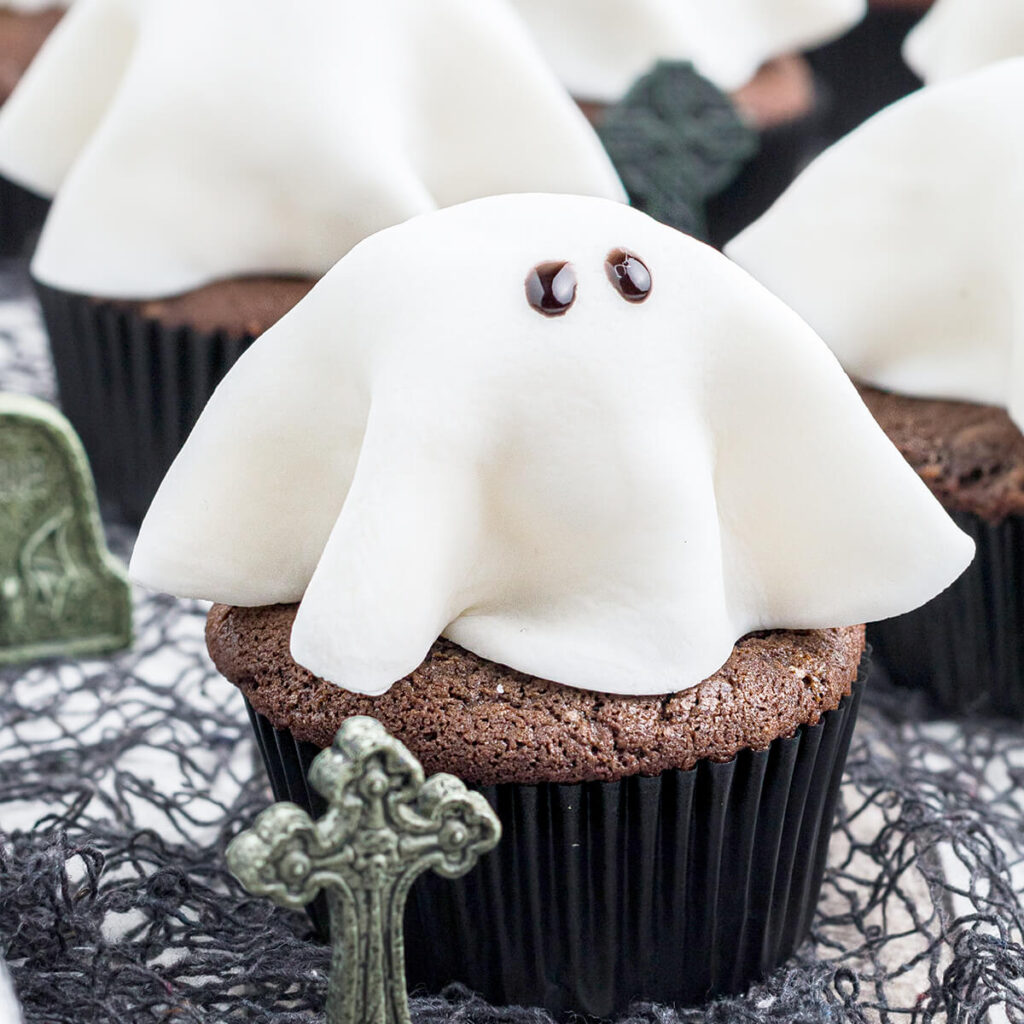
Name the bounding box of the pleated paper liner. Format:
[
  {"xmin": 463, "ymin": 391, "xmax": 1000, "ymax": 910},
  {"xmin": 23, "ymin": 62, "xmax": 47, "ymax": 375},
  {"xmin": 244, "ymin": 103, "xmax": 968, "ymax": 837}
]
[
  {"xmin": 0, "ymin": 174, "xmax": 49, "ymax": 258},
  {"xmin": 870, "ymin": 509, "xmax": 1024, "ymax": 718},
  {"xmin": 33, "ymin": 282, "xmax": 258, "ymax": 524},
  {"xmin": 244, "ymin": 667, "xmax": 865, "ymax": 1019}
]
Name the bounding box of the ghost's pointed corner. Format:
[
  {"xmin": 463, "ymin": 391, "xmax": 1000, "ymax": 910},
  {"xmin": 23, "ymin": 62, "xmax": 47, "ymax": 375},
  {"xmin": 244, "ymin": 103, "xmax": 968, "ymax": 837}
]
[
  {"xmin": 901, "ymin": 0, "xmax": 954, "ymax": 82},
  {"xmin": 0, "ymin": 393, "xmax": 131, "ymax": 665},
  {"xmin": 129, "ymin": 279, "xmax": 369, "ymax": 607},
  {"xmin": 902, "ymin": 0, "xmax": 1024, "ymax": 84},
  {"xmin": 708, "ymin": 260, "xmax": 975, "ymax": 631},
  {"xmin": 290, "ymin": 407, "xmax": 478, "ymax": 694},
  {"xmin": 725, "ymin": 59, "xmax": 1024, "ymax": 427},
  {"xmin": 0, "ymin": 0, "xmax": 138, "ymax": 197}
]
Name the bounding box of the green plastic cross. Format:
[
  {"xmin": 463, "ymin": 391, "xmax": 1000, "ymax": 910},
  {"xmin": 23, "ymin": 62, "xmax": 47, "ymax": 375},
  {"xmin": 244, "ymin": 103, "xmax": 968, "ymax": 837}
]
[{"xmin": 227, "ymin": 716, "xmax": 502, "ymax": 1024}]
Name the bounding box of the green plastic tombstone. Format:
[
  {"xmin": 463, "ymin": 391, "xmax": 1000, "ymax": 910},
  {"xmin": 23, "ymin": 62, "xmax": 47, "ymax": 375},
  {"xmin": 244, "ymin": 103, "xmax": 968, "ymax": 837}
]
[{"xmin": 0, "ymin": 393, "xmax": 132, "ymax": 664}]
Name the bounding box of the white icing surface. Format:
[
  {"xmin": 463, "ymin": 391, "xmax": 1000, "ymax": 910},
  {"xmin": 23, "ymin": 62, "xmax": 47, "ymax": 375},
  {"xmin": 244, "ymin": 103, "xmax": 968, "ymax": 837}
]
[
  {"xmin": 727, "ymin": 60, "xmax": 1024, "ymax": 430},
  {"xmin": 131, "ymin": 194, "xmax": 973, "ymax": 698},
  {"xmin": 0, "ymin": 0, "xmax": 625, "ymax": 299},
  {"xmin": 904, "ymin": 0, "xmax": 1024, "ymax": 84},
  {"xmin": 509, "ymin": 0, "xmax": 866, "ymax": 100}
]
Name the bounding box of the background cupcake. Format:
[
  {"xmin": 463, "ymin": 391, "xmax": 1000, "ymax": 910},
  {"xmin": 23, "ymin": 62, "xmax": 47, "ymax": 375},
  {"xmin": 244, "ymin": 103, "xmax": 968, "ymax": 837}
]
[
  {"xmin": 509, "ymin": 0, "xmax": 868, "ymax": 244},
  {"xmin": 728, "ymin": 59, "xmax": 1024, "ymax": 715},
  {"xmin": 0, "ymin": 0, "xmax": 625, "ymax": 523},
  {"xmin": 131, "ymin": 194, "xmax": 971, "ymax": 1015},
  {"xmin": 0, "ymin": 0, "xmax": 66, "ymax": 256}
]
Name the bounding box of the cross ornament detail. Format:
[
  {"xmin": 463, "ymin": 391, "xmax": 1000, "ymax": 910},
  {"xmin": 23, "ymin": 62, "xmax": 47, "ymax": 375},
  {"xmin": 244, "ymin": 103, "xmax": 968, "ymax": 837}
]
[{"xmin": 227, "ymin": 716, "xmax": 502, "ymax": 1024}]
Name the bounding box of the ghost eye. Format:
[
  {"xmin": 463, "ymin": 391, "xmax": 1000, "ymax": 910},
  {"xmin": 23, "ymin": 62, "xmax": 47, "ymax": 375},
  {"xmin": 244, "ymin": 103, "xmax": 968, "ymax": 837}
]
[
  {"xmin": 525, "ymin": 261, "xmax": 577, "ymax": 317},
  {"xmin": 605, "ymin": 249, "xmax": 652, "ymax": 303}
]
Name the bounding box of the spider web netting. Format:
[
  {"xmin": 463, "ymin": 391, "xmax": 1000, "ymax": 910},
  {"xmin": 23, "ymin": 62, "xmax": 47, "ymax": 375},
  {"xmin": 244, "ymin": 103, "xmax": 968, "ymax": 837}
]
[{"xmin": 1, "ymin": 264, "xmax": 1024, "ymax": 1024}]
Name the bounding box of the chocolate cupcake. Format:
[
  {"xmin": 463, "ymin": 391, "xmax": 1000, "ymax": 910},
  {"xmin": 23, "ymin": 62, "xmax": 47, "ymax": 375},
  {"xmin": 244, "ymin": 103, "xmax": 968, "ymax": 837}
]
[
  {"xmin": 0, "ymin": 0, "xmax": 626, "ymax": 522},
  {"xmin": 508, "ymin": 0, "xmax": 868, "ymax": 244},
  {"xmin": 0, "ymin": 0, "xmax": 65, "ymax": 256},
  {"xmin": 131, "ymin": 194, "xmax": 970, "ymax": 1014},
  {"xmin": 854, "ymin": 389, "xmax": 1024, "ymax": 714},
  {"xmin": 728, "ymin": 60, "xmax": 1024, "ymax": 715},
  {"xmin": 211, "ymin": 604, "xmax": 868, "ymax": 1014}
]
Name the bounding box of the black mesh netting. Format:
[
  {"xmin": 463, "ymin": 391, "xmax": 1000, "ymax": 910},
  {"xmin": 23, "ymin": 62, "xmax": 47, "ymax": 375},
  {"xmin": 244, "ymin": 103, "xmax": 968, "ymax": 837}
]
[{"xmin": 3, "ymin": 264, "xmax": 1024, "ymax": 1023}]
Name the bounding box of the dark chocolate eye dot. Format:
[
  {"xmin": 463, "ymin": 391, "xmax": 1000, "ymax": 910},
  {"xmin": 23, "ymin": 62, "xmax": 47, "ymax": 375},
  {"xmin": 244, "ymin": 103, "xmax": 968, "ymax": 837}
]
[
  {"xmin": 605, "ymin": 249, "xmax": 652, "ymax": 303},
  {"xmin": 525, "ymin": 261, "xmax": 577, "ymax": 317}
]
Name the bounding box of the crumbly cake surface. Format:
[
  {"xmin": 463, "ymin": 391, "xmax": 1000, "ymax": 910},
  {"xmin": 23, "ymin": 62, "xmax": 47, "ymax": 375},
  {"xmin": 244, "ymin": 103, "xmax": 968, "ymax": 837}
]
[
  {"xmin": 208, "ymin": 603, "xmax": 864, "ymax": 786},
  {"xmin": 859, "ymin": 385, "xmax": 1024, "ymax": 523},
  {"xmin": 119, "ymin": 276, "xmax": 315, "ymax": 337}
]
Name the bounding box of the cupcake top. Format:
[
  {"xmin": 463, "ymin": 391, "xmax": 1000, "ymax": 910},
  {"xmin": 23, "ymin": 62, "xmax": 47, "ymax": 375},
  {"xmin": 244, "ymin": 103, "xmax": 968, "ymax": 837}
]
[
  {"xmin": 131, "ymin": 194, "xmax": 971, "ymax": 698},
  {"xmin": 727, "ymin": 60, "xmax": 1024, "ymax": 431},
  {"xmin": 209, "ymin": 606, "xmax": 866, "ymax": 784},
  {"xmin": 904, "ymin": 0, "xmax": 1024, "ymax": 84},
  {"xmin": 508, "ymin": 0, "xmax": 867, "ymax": 101},
  {"xmin": 0, "ymin": 0, "xmax": 625, "ymax": 299}
]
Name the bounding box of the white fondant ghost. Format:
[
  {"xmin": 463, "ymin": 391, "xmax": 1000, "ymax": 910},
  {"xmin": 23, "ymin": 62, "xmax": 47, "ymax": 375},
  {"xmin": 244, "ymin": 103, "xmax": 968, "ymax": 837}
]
[
  {"xmin": 727, "ymin": 60, "xmax": 1024, "ymax": 431},
  {"xmin": 0, "ymin": 0, "xmax": 625, "ymax": 299},
  {"xmin": 509, "ymin": 0, "xmax": 866, "ymax": 100},
  {"xmin": 904, "ymin": 0, "xmax": 1024, "ymax": 84},
  {"xmin": 131, "ymin": 194, "xmax": 972, "ymax": 698}
]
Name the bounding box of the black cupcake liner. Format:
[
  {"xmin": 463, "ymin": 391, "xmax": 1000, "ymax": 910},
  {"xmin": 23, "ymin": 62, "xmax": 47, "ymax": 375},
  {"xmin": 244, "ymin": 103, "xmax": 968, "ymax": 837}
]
[
  {"xmin": 33, "ymin": 281, "xmax": 257, "ymax": 524},
  {"xmin": 869, "ymin": 509, "xmax": 1024, "ymax": 718},
  {"xmin": 0, "ymin": 174, "xmax": 50, "ymax": 258},
  {"xmin": 244, "ymin": 667, "xmax": 865, "ymax": 1018}
]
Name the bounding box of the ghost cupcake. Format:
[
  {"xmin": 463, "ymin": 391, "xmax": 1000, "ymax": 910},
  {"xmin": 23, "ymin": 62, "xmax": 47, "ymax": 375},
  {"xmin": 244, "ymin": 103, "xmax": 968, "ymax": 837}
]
[
  {"xmin": 131, "ymin": 194, "xmax": 971, "ymax": 1015},
  {"xmin": 509, "ymin": 0, "xmax": 867, "ymax": 244},
  {"xmin": 728, "ymin": 59, "xmax": 1024, "ymax": 716},
  {"xmin": 0, "ymin": 0, "xmax": 66, "ymax": 256},
  {"xmin": 904, "ymin": 0, "xmax": 1024, "ymax": 83},
  {"xmin": 0, "ymin": 0, "xmax": 625, "ymax": 523}
]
